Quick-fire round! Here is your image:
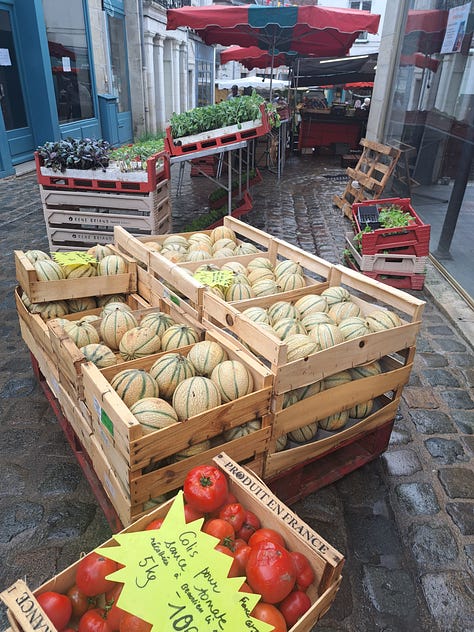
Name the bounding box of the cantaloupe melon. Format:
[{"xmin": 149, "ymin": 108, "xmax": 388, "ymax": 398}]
[
  {"xmin": 213, "ymin": 248, "xmax": 235, "ymax": 259},
  {"xmin": 246, "ymin": 257, "xmax": 273, "ymax": 272},
  {"xmin": 275, "ymin": 434, "xmax": 288, "ymax": 451},
  {"xmin": 87, "ymin": 244, "xmax": 114, "ymax": 260},
  {"xmin": 222, "ymin": 419, "xmax": 261, "ymax": 441},
  {"xmin": 100, "ymin": 301, "xmax": 133, "ymax": 317},
  {"xmin": 140, "ymin": 311, "xmax": 174, "ymax": 338},
  {"xmin": 100, "ymin": 308, "xmax": 139, "ymax": 350},
  {"xmin": 24, "ymin": 250, "xmax": 51, "ymax": 264},
  {"xmin": 29, "ymin": 300, "xmax": 69, "ymax": 320},
  {"xmin": 294, "ymin": 294, "xmax": 328, "ymax": 317},
  {"xmin": 80, "ymin": 314, "xmax": 101, "ymax": 324},
  {"xmin": 221, "ymin": 261, "xmax": 247, "ymax": 275},
  {"xmin": 149, "ymin": 353, "xmax": 196, "ymax": 399},
  {"xmin": 321, "ymin": 286, "xmax": 351, "ymax": 306},
  {"xmin": 328, "ymin": 301, "xmax": 361, "ymax": 324},
  {"xmin": 188, "ymin": 232, "xmax": 213, "ymax": 247},
  {"xmin": 97, "ymin": 294, "xmax": 127, "ymax": 307},
  {"xmin": 350, "ymin": 360, "xmax": 382, "ymax": 380},
  {"xmin": 210, "ymin": 226, "xmax": 237, "ymax": 244},
  {"xmin": 301, "ymin": 311, "xmax": 334, "ymax": 332},
  {"xmin": 64, "ymin": 263, "xmax": 96, "ymax": 279},
  {"xmin": 210, "ymin": 360, "xmax": 254, "ymax": 403},
  {"xmin": 338, "ymin": 316, "xmax": 371, "ymax": 340},
  {"xmin": 285, "ymin": 334, "xmax": 319, "ymax": 361},
  {"xmin": 274, "ymin": 260, "xmax": 303, "ymax": 278},
  {"xmin": 241, "ymin": 306, "xmax": 270, "ymax": 323},
  {"xmin": 119, "ymin": 326, "xmax": 161, "ymax": 360},
  {"xmin": 309, "ymin": 323, "xmax": 344, "ymax": 349},
  {"xmin": 172, "ymin": 376, "xmax": 222, "ymax": 420},
  {"xmin": 130, "ymin": 397, "xmax": 179, "ymax": 433},
  {"xmin": 161, "ymin": 324, "xmax": 200, "ymax": 351},
  {"xmin": 34, "ymin": 259, "xmax": 65, "ymax": 281},
  {"xmin": 234, "ymin": 243, "xmax": 259, "ymax": 256},
  {"xmin": 225, "ymin": 282, "xmax": 255, "ymax": 301},
  {"xmin": 67, "ymin": 297, "xmax": 97, "ymax": 313},
  {"xmin": 174, "ymin": 439, "xmax": 212, "ymax": 461},
  {"xmin": 144, "ymin": 241, "xmax": 162, "ymax": 252},
  {"xmin": 110, "ymin": 368, "xmax": 159, "ymax": 407},
  {"xmin": 162, "ymin": 235, "xmax": 189, "ymax": 249},
  {"xmin": 349, "ymin": 400, "xmax": 374, "ymax": 418},
  {"xmin": 273, "ymin": 317, "xmax": 306, "ymax": 340},
  {"xmin": 293, "ymin": 380, "xmax": 324, "ymax": 400},
  {"xmin": 277, "ymin": 273, "xmax": 306, "ymax": 292},
  {"xmin": 98, "ymin": 254, "xmax": 127, "ymax": 276},
  {"xmin": 187, "ymin": 340, "xmax": 228, "ymax": 376},
  {"xmin": 323, "ymin": 371, "xmax": 352, "ymax": 390},
  {"xmin": 212, "ymin": 238, "xmax": 237, "ymax": 253},
  {"xmin": 247, "ymin": 267, "xmax": 275, "ymax": 285},
  {"xmin": 268, "ymin": 301, "xmax": 298, "ymax": 324},
  {"xmin": 365, "ymin": 309, "xmax": 402, "ymax": 332},
  {"xmin": 252, "ymin": 279, "xmax": 280, "ymax": 297},
  {"xmin": 319, "ymin": 410, "xmax": 350, "ymax": 430},
  {"xmin": 80, "ymin": 343, "xmax": 117, "ymax": 368},
  {"xmin": 288, "ymin": 422, "xmax": 318, "ymax": 443},
  {"xmin": 187, "ymin": 250, "xmax": 211, "ymax": 262},
  {"xmin": 64, "ymin": 320, "xmax": 100, "ymax": 347}
]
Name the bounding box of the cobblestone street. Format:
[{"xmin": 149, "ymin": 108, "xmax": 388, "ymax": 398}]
[{"xmin": 0, "ymin": 154, "xmax": 473, "ymax": 631}]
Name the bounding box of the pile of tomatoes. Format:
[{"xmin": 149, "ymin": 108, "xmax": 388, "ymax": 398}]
[{"xmin": 34, "ymin": 465, "xmax": 315, "ymax": 632}]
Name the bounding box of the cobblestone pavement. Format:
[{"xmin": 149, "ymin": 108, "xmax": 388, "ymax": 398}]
[{"xmin": 0, "ymin": 155, "xmax": 473, "ymax": 631}]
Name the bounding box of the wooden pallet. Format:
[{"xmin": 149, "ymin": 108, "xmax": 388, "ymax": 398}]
[{"xmin": 333, "ymin": 139, "xmax": 401, "ymax": 219}]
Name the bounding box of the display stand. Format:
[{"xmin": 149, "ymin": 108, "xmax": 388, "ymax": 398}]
[{"xmin": 171, "ymin": 140, "xmax": 249, "ymax": 213}]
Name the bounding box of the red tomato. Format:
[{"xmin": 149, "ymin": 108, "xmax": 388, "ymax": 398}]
[
  {"xmin": 119, "ymin": 613, "xmax": 152, "ymax": 632},
  {"xmin": 202, "ymin": 518, "xmax": 235, "ymax": 544},
  {"xmin": 105, "ymin": 584, "xmax": 126, "ymax": 631},
  {"xmin": 145, "ymin": 518, "xmax": 164, "ymax": 531},
  {"xmin": 233, "ymin": 539, "xmax": 252, "ymax": 574},
  {"xmin": 290, "ymin": 551, "xmax": 316, "ymax": 591},
  {"xmin": 248, "ymin": 527, "xmax": 286, "ymax": 549},
  {"xmin": 76, "ymin": 552, "xmax": 119, "ymax": 597},
  {"xmin": 37, "ymin": 591, "xmax": 72, "ymax": 631},
  {"xmin": 251, "ymin": 603, "xmax": 287, "ymax": 632},
  {"xmin": 183, "ymin": 504, "xmax": 204, "ymax": 523},
  {"xmin": 236, "ymin": 510, "xmax": 261, "ymax": 542},
  {"xmin": 219, "ymin": 502, "xmax": 246, "ymax": 532},
  {"xmin": 246, "ymin": 541, "xmax": 296, "ymax": 603},
  {"xmin": 183, "ymin": 465, "xmax": 229, "ymax": 513},
  {"xmin": 279, "ymin": 590, "xmax": 312, "ymax": 627},
  {"xmin": 78, "ymin": 608, "xmax": 111, "ymax": 632},
  {"xmin": 66, "ymin": 584, "xmax": 95, "ymax": 619},
  {"xmin": 215, "ymin": 544, "xmax": 241, "ymax": 578}
]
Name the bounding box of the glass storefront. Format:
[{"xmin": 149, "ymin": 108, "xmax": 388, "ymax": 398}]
[
  {"xmin": 42, "ymin": 0, "xmax": 94, "ymax": 123},
  {"xmin": 107, "ymin": 12, "xmax": 130, "ymax": 114},
  {"xmin": 385, "ymin": 0, "xmax": 473, "ymax": 300}
]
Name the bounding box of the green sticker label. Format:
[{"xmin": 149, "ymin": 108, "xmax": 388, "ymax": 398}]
[
  {"xmin": 52, "ymin": 251, "xmax": 98, "ymax": 266},
  {"xmin": 193, "ymin": 270, "xmax": 234, "ymax": 288},
  {"xmin": 101, "ymin": 409, "xmax": 114, "ymax": 437}
]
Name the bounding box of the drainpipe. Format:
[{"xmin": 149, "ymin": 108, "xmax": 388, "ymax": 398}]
[{"xmin": 138, "ymin": 0, "xmax": 149, "ymax": 133}]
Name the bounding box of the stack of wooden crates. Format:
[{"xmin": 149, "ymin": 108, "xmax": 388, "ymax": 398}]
[{"xmin": 35, "ymin": 151, "xmax": 172, "ymax": 251}]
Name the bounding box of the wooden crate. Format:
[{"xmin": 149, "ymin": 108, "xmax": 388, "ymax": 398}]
[
  {"xmin": 82, "ymin": 329, "xmax": 274, "ymax": 521},
  {"xmin": 15, "ymin": 287, "xmax": 147, "ymax": 401},
  {"xmin": 15, "ymin": 245, "xmax": 137, "ymax": 304},
  {"xmin": 47, "ymin": 296, "xmax": 196, "ymax": 402},
  {"xmin": 264, "ymin": 349, "xmax": 414, "ymax": 479},
  {"xmin": 1, "ymin": 453, "xmax": 343, "ymax": 632}
]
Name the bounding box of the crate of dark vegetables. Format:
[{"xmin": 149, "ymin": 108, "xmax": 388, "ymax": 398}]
[
  {"xmin": 35, "ymin": 138, "xmax": 169, "ymax": 194},
  {"xmin": 165, "ymin": 94, "xmax": 275, "ymax": 156}
]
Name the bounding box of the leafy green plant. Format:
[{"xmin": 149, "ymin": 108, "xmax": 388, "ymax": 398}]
[
  {"xmin": 170, "ymin": 92, "xmax": 279, "ymax": 139},
  {"xmin": 353, "ymin": 205, "xmax": 415, "ymax": 251},
  {"xmin": 109, "ymin": 138, "xmax": 165, "ymax": 171},
  {"xmin": 37, "ymin": 138, "xmax": 110, "ymax": 172},
  {"xmin": 183, "ymin": 201, "xmax": 241, "ymax": 232},
  {"xmin": 208, "ymin": 170, "xmax": 257, "ymax": 202}
]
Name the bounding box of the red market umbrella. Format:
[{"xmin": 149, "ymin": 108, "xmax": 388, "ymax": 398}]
[
  {"xmin": 403, "ymin": 9, "xmax": 449, "ymax": 55},
  {"xmin": 220, "ymin": 45, "xmax": 290, "ymax": 70},
  {"xmin": 167, "ymin": 5, "xmax": 380, "ymax": 58}
]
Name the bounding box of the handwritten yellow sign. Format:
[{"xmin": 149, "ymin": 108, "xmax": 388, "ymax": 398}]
[
  {"xmin": 100, "ymin": 492, "xmax": 271, "ymax": 632},
  {"xmin": 193, "ymin": 269, "xmax": 234, "ymax": 288},
  {"xmin": 52, "ymin": 251, "xmax": 97, "ymax": 266}
]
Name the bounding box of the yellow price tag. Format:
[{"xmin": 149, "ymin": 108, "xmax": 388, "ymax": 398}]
[
  {"xmin": 51, "ymin": 251, "xmax": 97, "ymax": 266},
  {"xmin": 193, "ymin": 270, "xmax": 234, "ymax": 288},
  {"xmin": 100, "ymin": 492, "xmax": 272, "ymax": 632}
]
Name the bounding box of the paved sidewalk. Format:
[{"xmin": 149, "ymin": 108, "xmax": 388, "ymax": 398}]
[{"xmin": 0, "ymin": 156, "xmax": 473, "ymax": 631}]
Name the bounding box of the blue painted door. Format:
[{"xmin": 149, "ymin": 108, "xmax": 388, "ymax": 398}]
[{"xmin": 0, "ymin": 6, "xmax": 35, "ymax": 164}]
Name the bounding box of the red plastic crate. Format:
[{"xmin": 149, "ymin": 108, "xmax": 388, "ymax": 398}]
[
  {"xmin": 352, "ymin": 197, "xmax": 430, "ymax": 257},
  {"xmin": 208, "ymin": 191, "xmax": 253, "ymax": 229},
  {"xmin": 35, "ymin": 150, "xmax": 170, "ymax": 194},
  {"xmin": 165, "ymin": 105, "xmax": 270, "ymax": 157},
  {"xmin": 267, "ymin": 418, "xmax": 395, "ymax": 505},
  {"xmin": 343, "ymin": 254, "xmax": 426, "ymax": 290}
]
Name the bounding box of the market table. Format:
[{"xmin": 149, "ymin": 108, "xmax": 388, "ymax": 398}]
[{"xmin": 298, "ymin": 110, "xmax": 367, "ymax": 152}]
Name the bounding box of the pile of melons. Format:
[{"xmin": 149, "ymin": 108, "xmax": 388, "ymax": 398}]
[{"xmin": 143, "ymin": 226, "xmax": 261, "ymax": 262}]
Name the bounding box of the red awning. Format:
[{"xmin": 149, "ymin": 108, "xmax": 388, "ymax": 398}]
[
  {"xmin": 400, "ymin": 52, "xmax": 440, "ymax": 72},
  {"xmin": 220, "ymin": 46, "xmax": 290, "ymax": 70},
  {"xmin": 403, "ymin": 9, "xmax": 449, "ymax": 55},
  {"xmin": 167, "ymin": 5, "xmax": 380, "ymax": 58}
]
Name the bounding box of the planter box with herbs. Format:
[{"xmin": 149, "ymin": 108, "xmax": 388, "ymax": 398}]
[
  {"xmin": 166, "ymin": 94, "xmax": 277, "ymax": 156},
  {"xmin": 36, "ymin": 138, "xmax": 169, "ymax": 193},
  {"xmin": 351, "ymin": 198, "xmax": 430, "ymax": 257},
  {"xmin": 208, "ymin": 169, "xmax": 262, "ymax": 209}
]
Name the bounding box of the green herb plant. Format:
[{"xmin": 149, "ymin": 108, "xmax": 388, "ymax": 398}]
[
  {"xmin": 109, "ymin": 138, "xmax": 165, "ymax": 172},
  {"xmin": 353, "ymin": 204, "xmax": 415, "ymax": 251}
]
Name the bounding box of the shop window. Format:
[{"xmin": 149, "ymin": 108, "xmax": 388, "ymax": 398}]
[
  {"xmin": 42, "ymin": 0, "xmax": 94, "ymax": 123},
  {"xmin": 107, "ymin": 13, "xmax": 131, "ymax": 113},
  {"xmin": 197, "ymin": 60, "xmax": 212, "ymax": 107},
  {"xmin": 350, "ymin": 0, "xmax": 372, "ymax": 41}
]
